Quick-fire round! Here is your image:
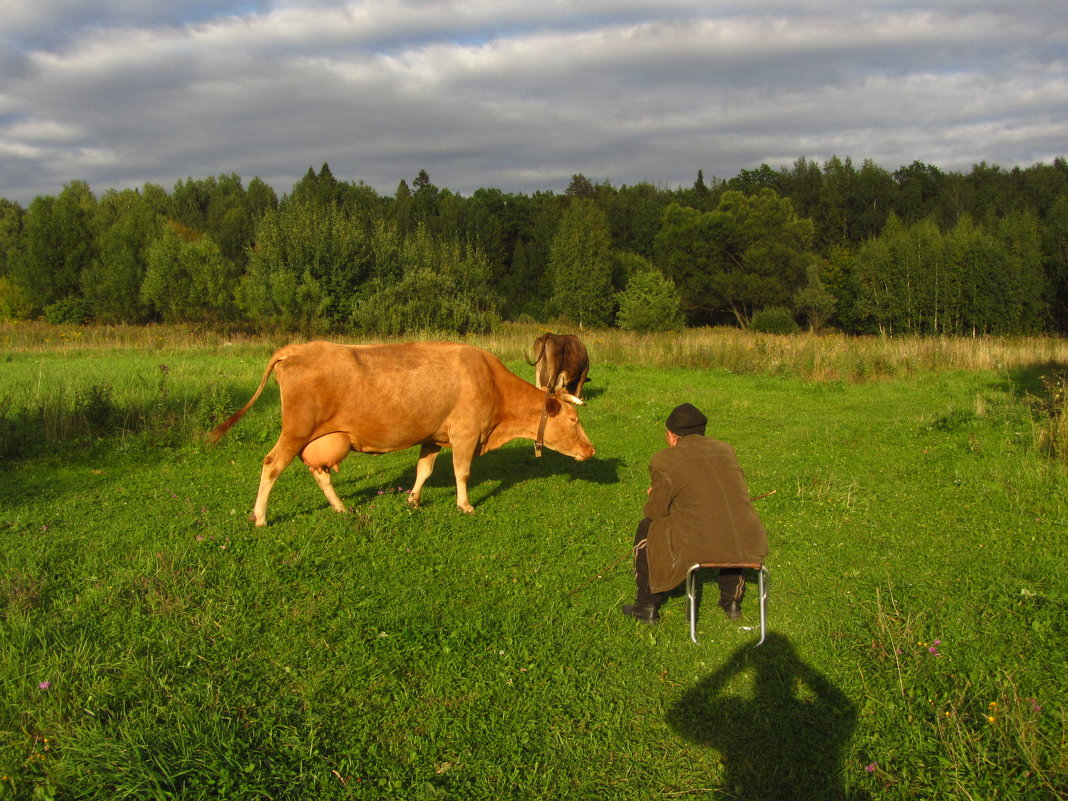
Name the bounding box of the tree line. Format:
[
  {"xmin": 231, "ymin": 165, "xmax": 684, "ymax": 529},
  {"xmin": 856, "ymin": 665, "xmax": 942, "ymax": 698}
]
[{"xmin": 1, "ymin": 157, "xmax": 1066, "ymax": 336}]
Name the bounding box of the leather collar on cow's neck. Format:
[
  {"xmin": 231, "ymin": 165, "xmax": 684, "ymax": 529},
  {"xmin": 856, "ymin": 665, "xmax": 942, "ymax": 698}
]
[{"xmin": 535, "ymin": 390, "xmax": 550, "ymax": 457}]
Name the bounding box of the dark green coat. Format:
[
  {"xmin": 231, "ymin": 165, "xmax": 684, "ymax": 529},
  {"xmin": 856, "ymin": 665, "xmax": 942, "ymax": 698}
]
[{"xmin": 643, "ymin": 434, "xmax": 768, "ymax": 594}]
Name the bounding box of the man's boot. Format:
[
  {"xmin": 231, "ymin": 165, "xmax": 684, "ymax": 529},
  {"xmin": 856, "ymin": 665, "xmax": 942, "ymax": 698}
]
[
  {"xmin": 718, "ymin": 598, "xmax": 742, "ymax": 620},
  {"xmin": 622, "ymin": 602, "xmax": 660, "ymax": 624},
  {"xmin": 718, "ymin": 569, "xmax": 745, "ymax": 620}
]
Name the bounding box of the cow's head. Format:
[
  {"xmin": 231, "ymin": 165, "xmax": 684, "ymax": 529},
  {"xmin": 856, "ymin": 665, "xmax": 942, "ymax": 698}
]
[{"xmin": 536, "ymin": 391, "xmax": 595, "ymax": 461}]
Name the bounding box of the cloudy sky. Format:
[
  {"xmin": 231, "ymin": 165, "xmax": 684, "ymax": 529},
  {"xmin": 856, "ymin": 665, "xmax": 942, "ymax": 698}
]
[{"xmin": 2, "ymin": 1, "xmax": 1066, "ymax": 205}]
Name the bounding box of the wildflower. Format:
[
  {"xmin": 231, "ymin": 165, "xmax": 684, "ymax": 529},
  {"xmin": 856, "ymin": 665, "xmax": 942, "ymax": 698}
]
[
  {"xmin": 986, "ymin": 715, "xmax": 996, "ymax": 723},
  {"xmin": 988, "ymin": 701, "xmax": 998, "ymax": 710},
  {"xmin": 928, "ymin": 645, "xmax": 939, "ymax": 655},
  {"xmin": 1028, "ymin": 697, "xmax": 1042, "ymax": 714},
  {"xmin": 865, "ymin": 762, "xmax": 877, "ymax": 773},
  {"xmin": 38, "ymin": 681, "xmax": 51, "ymax": 690}
]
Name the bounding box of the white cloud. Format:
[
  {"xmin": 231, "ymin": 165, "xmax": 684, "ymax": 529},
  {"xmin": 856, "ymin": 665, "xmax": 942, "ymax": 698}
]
[{"xmin": 0, "ymin": 1, "xmax": 1065, "ymax": 202}]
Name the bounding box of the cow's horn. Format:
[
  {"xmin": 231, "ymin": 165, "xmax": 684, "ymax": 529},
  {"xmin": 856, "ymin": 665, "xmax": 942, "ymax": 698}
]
[{"xmin": 563, "ymin": 393, "xmax": 586, "ymax": 406}]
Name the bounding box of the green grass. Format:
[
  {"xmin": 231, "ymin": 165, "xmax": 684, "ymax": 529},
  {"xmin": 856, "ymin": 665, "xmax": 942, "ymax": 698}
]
[{"xmin": 1, "ymin": 339, "xmax": 1066, "ymax": 799}]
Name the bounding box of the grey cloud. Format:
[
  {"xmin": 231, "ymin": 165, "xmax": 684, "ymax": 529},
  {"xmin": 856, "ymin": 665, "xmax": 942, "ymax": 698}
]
[{"xmin": 0, "ymin": 1, "xmax": 1065, "ymax": 203}]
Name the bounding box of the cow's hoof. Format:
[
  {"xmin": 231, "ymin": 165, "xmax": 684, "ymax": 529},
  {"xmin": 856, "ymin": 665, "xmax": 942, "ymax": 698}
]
[
  {"xmin": 458, "ymin": 504, "xmax": 475, "ymax": 514},
  {"xmin": 406, "ymin": 496, "xmax": 421, "ymax": 509},
  {"xmin": 249, "ymin": 512, "xmax": 267, "ymax": 527}
]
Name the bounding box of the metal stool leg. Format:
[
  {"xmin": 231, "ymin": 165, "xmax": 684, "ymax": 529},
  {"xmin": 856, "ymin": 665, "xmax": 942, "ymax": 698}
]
[
  {"xmin": 688, "ymin": 563, "xmax": 769, "ymax": 646},
  {"xmin": 754, "ymin": 566, "xmax": 769, "ymax": 647},
  {"xmin": 687, "ymin": 564, "xmax": 700, "ymax": 643}
]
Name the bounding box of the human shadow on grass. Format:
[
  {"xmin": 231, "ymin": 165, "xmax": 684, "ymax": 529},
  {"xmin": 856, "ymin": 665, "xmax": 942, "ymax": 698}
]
[{"xmin": 666, "ymin": 632, "xmax": 867, "ymax": 801}]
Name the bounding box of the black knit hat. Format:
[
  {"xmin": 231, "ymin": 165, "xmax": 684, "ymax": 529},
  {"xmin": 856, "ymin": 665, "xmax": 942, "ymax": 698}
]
[{"xmin": 666, "ymin": 403, "xmax": 707, "ymax": 436}]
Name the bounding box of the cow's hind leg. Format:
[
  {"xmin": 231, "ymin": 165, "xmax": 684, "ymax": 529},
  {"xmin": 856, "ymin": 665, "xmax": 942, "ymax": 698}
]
[
  {"xmin": 252, "ymin": 435, "xmax": 305, "ymax": 527},
  {"xmin": 408, "ymin": 443, "xmax": 441, "ymax": 508}
]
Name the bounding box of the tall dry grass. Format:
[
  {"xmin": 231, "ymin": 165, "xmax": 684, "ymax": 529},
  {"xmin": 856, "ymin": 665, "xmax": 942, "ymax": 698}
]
[{"xmin": 3, "ymin": 320, "xmax": 1066, "ymax": 380}]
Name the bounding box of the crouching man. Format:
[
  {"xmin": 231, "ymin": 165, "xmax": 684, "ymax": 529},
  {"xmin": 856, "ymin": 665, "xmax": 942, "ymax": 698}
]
[{"xmin": 623, "ymin": 403, "xmax": 768, "ymax": 625}]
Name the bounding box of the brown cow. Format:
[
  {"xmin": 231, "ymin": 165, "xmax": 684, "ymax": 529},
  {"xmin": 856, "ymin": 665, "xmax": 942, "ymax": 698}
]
[
  {"xmin": 208, "ymin": 341, "xmax": 595, "ymax": 526},
  {"xmin": 528, "ymin": 333, "xmax": 590, "ymax": 399}
]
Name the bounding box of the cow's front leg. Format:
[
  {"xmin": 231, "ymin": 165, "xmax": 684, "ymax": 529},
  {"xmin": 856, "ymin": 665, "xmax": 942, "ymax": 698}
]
[
  {"xmin": 408, "ymin": 443, "xmax": 441, "ymax": 508},
  {"xmin": 450, "ymin": 440, "xmax": 477, "ymax": 513}
]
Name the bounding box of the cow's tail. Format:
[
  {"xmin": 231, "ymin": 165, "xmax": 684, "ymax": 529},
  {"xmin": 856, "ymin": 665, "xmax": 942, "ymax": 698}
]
[
  {"xmin": 206, "ymin": 352, "xmax": 286, "ymax": 445},
  {"xmin": 525, "ymin": 337, "xmax": 546, "ymax": 367}
]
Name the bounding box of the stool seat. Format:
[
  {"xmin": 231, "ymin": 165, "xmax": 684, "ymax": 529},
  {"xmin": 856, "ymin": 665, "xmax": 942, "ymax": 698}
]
[{"xmin": 685, "ymin": 562, "xmax": 768, "ymax": 646}]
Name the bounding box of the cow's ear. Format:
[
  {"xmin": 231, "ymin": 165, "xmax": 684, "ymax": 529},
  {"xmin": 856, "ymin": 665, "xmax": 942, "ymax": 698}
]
[{"xmin": 544, "ymin": 396, "xmax": 562, "ymax": 416}]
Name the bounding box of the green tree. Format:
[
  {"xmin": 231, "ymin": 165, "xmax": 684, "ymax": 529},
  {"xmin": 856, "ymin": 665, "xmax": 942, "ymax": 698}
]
[
  {"xmin": 290, "ymin": 163, "xmax": 344, "ymax": 207},
  {"xmin": 993, "ymin": 211, "xmax": 1047, "ymax": 333},
  {"xmin": 0, "ymin": 199, "xmax": 23, "ymax": 279},
  {"xmin": 350, "ymin": 223, "xmax": 498, "ymax": 335},
  {"xmin": 792, "ymin": 262, "xmax": 837, "ymax": 332},
  {"xmin": 653, "ymin": 202, "xmax": 725, "ymax": 325},
  {"xmin": 410, "ymin": 169, "xmax": 440, "ymax": 231},
  {"xmin": 615, "ymin": 267, "xmax": 684, "ymax": 332},
  {"xmin": 607, "ymin": 182, "xmax": 667, "ymax": 258},
  {"xmin": 142, "ymin": 222, "xmax": 237, "ymax": 323},
  {"xmin": 548, "ymin": 198, "xmax": 615, "ymax": 326},
  {"xmin": 777, "ymin": 157, "xmax": 823, "ymax": 221},
  {"xmin": 9, "ymin": 181, "xmax": 97, "ymax": 315},
  {"xmin": 393, "ymin": 179, "xmax": 412, "ymax": 233},
  {"xmin": 852, "ymin": 214, "xmax": 948, "ymax": 334},
  {"xmin": 82, "ymin": 189, "xmax": 163, "ymax": 323},
  {"xmin": 1044, "ymin": 194, "xmax": 1068, "ymax": 332},
  {"xmin": 656, "ymin": 189, "xmax": 814, "ymax": 327},
  {"xmin": 240, "ymin": 198, "xmax": 374, "ymax": 329},
  {"xmin": 893, "ymin": 161, "xmax": 946, "ymax": 225}
]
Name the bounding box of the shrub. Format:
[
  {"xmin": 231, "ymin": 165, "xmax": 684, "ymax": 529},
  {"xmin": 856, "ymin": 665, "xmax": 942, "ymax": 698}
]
[
  {"xmin": 749, "ymin": 306, "xmax": 800, "ymax": 334},
  {"xmin": 44, "ymin": 296, "xmax": 93, "ymax": 325},
  {"xmin": 0, "ymin": 277, "xmax": 33, "ymax": 320}
]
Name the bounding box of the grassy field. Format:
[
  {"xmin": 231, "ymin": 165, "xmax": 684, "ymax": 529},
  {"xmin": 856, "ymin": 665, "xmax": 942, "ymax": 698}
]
[{"xmin": 1, "ymin": 324, "xmax": 1066, "ymax": 799}]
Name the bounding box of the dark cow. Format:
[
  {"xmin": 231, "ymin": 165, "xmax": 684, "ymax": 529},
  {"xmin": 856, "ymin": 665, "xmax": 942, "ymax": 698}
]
[
  {"xmin": 528, "ymin": 333, "xmax": 590, "ymax": 399},
  {"xmin": 208, "ymin": 341, "xmax": 595, "ymax": 526}
]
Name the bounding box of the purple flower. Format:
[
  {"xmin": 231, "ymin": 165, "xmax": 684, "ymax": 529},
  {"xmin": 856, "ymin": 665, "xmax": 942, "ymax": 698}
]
[
  {"xmin": 865, "ymin": 762, "xmax": 877, "ymax": 773},
  {"xmin": 38, "ymin": 681, "xmax": 51, "ymax": 690},
  {"xmin": 928, "ymin": 645, "xmax": 939, "ymax": 655},
  {"xmin": 1029, "ymin": 698, "xmax": 1042, "ymax": 713}
]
